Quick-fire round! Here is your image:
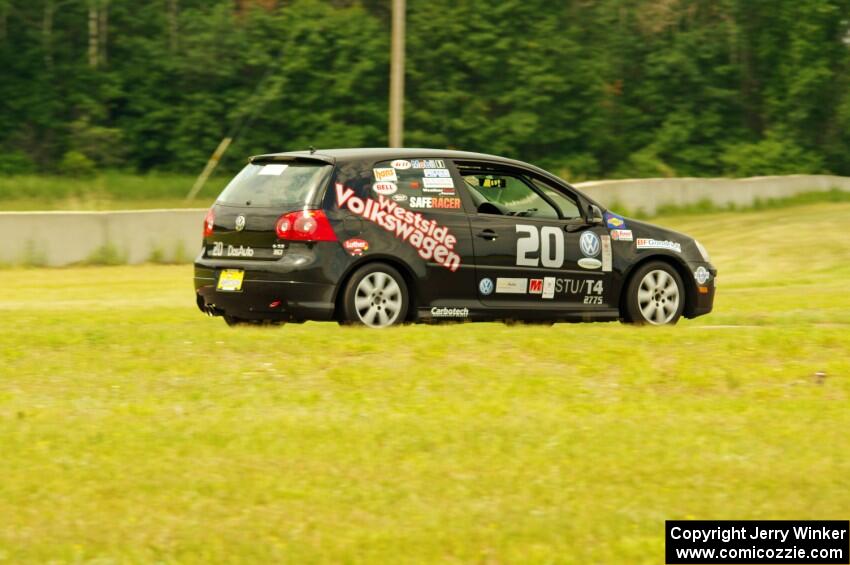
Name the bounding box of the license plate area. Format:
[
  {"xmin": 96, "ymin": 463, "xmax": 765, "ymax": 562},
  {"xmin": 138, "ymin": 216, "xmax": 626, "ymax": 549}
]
[{"xmin": 217, "ymin": 269, "xmax": 244, "ymax": 292}]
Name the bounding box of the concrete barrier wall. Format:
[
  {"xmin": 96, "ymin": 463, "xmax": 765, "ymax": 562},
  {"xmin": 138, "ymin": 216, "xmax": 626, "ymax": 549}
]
[
  {"xmin": 1, "ymin": 175, "xmax": 848, "ymax": 267},
  {"xmin": 0, "ymin": 209, "xmax": 207, "ymax": 267},
  {"xmin": 575, "ymin": 174, "xmax": 850, "ymax": 214}
]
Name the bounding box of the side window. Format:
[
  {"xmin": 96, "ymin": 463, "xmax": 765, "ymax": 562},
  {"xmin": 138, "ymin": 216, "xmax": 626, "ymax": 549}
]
[
  {"xmin": 372, "ymin": 158, "xmax": 464, "ymax": 213},
  {"xmin": 528, "ymin": 177, "xmax": 582, "ymax": 219},
  {"xmin": 460, "ymin": 172, "xmax": 558, "ymax": 219}
]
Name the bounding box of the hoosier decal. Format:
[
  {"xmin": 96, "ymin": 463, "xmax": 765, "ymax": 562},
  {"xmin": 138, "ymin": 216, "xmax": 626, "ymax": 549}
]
[{"xmin": 335, "ymin": 183, "xmax": 461, "ymax": 272}]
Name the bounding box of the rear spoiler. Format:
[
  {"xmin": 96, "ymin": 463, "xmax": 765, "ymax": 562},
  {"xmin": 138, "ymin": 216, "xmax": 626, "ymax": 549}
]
[{"xmin": 249, "ymin": 153, "xmax": 335, "ymax": 166}]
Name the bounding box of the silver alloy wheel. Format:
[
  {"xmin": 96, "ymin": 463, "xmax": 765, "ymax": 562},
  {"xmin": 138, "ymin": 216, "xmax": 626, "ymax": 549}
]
[
  {"xmin": 637, "ymin": 269, "xmax": 680, "ymax": 325},
  {"xmin": 353, "ymin": 271, "xmax": 403, "ymax": 328}
]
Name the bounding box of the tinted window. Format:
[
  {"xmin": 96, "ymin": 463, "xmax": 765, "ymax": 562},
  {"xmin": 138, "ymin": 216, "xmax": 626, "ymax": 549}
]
[
  {"xmin": 217, "ymin": 162, "xmax": 331, "ymax": 208},
  {"xmin": 528, "ymin": 177, "xmax": 582, "ymax": 219},
  {"xmin": 461, "ymin": 173, "xmax": 558, "ymax": 219},
  {"xmin": 372, "ymin": 159, "xmax": 464, "ymax": 213}
]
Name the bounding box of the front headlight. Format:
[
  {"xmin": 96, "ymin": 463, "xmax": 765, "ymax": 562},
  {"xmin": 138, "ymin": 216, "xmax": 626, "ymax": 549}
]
[{"xmin": 694, "ymin": 240, "xmax": 711, "ymax": 263}]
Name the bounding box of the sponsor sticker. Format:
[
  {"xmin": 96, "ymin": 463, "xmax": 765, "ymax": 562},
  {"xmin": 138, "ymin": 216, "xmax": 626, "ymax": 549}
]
[
  {"xmin": 496, "ymin": 278, "xmax": 527, "ymax": 294},
  {"xmin": 423, "ymin": 168, "xmax": 452, "ymax": 178},
  {"xmin": 373, "ymin": 168, "xmax": 398, "ymax": 182},
  {"xmin": 580, "ymin": 231, "xmax": 601, "ymax": 258},
  {"xmin": 343, "ymin": 238, "xmax": 369, "ymax": 256},
  {"xmin": 694, "ymin": 266, "xmax": 711, "ymax": 285},
  {"xmin": 409, "ymin": 196, "xmax": 462, "ymax": 209},
  {"xmin": 392, "ymin": 193, "xmax": 408, "ymax": 202},
  {"xmin": 259, "ymin": 164, "xmax": 288, "ymax": 176},
  {"xmin": 529, "ymin": 279, "xmax": 544, "ymax": 294},
  {"xmin": 542, "ymin": 277, "xmax": 556, "ymax": 299},
  {"xmin": 372, "ymin": 181, "xmax": 398, "ymax": 195},
  {"xmin": 391, "ymin": 159, "xmax": 412, "ymax": 170},
  {"xmin": 335, "ymin": 183, "xmax": 461, "ymax": 272},
  {"xmin": 604, "ymin": 212, "xmax": 627, "ymax": 229},
  {"xmin": 481, "ymin": 178, "xmax": 507, "ymax": 188},
  {"xmin": 610, "ymin": 229, "xmax": 633, "ymax": 241},
  {"xmin": 553, "ymin": 278, "xmax": 604, "ymax": 297},
  {"xmin": 601, "ymin": 235, "xmax": 612, "ymax": 272},
  {"xmin": 636, "ymin": 238, "xmax": 682, "ymax": 253},
  {"xmin": 431, "ymin": 306, "xmax": 468, "ymax": 318},
  {"xmin": 226, "ymin": 244, "xmax": 253, "ymax": 257},
  {"xmin": 578, "ymin": 257, "xmax": 602, "ymax": 269},
  {"xmin": 479, "ymin": 278, "xmax": 494, "ymax": 296},
  {"xmin": 423, "ymin": 177, "xmax": 455, "ymax": 189},
  {"xmin": 411, "ymin": 159, "xmax": 445, "ymax": 169}
]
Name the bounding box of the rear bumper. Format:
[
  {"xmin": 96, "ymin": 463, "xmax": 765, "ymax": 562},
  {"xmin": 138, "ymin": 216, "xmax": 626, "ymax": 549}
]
[{"xmin": 194, "ymin": 260, "xmax": 336, "ymax": 321}]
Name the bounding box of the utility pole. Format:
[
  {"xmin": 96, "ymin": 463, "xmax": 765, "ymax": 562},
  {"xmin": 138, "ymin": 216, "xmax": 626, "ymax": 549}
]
[{"xmin": 388, "ymin": 0, "xmax": 405, "ymax": 148}]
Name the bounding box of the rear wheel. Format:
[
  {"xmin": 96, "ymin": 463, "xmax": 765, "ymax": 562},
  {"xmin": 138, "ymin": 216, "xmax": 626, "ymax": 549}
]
[
  {"xmin": 342, "ymin": 263, "xmax": 409, "ymax": 328},
  {"xmin": 624, "ymin": 261, "xmax": 685, "ymax": 325}
]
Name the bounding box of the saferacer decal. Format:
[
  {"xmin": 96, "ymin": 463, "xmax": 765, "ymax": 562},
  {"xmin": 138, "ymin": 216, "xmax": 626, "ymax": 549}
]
[{"xmin": 335, "ymin": 183, "xmax": 461, "ymax": 272}]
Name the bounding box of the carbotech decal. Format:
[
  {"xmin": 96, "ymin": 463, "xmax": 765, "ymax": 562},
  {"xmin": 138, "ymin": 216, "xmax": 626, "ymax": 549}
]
[
  {"xmin": 431, "ymin": 306, "xmax": 468, "ymax": 318},
  {"xmin": 423, "ymin": 168, "xmax": 452, "ymax": 178},
  {"xmin": 335, "ymin": 183, "xmax": 461, "ymax": 272}
]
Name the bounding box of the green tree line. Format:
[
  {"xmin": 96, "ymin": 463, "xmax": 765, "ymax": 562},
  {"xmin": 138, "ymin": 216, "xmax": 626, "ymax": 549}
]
[{"xmin": 0, "ymin": 0, "xmax": 848, "ymax": 180}]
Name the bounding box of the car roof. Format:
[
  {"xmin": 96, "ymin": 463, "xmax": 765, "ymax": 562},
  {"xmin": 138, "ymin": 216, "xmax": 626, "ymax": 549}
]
[
  {"xmin": 249, "ymin": 147, "xmax": 600, "ymax": 208},
  {"xmin": 251, "ymin": 147, "xmax": 531, "ymax": 168}
]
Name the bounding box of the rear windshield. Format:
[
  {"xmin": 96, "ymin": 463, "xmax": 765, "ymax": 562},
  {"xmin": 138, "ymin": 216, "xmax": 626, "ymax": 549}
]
[{"xmin": 217, "ymin": 162, "xmax": 331, "ymax": 208}]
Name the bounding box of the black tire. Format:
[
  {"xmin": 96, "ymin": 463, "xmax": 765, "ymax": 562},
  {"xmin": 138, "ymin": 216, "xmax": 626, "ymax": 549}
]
[
  {"xmin": 342, "ymin": 263, "xmax": 409, "ymax": 328},
  {"xmin": 623, "ymin": 261, "xmax": 685, "ymax": 326}
]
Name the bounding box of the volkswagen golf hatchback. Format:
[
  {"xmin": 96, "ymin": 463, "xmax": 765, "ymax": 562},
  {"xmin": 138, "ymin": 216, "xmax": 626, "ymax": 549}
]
[{"xmin": 194, "ymin": 148, "xmax": 716, "ymax": 327}]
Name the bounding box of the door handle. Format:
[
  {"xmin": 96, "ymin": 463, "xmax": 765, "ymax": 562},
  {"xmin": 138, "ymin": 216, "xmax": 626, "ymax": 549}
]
[{"xmin": 476, "ymin": 229, "xmax": 498, "ymax": 241}]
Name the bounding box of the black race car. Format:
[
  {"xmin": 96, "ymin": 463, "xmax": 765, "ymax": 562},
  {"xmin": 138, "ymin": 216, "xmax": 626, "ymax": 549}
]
[{"xmin": 194, "ymin": 148, "xmax": 716, "ymax": 327}]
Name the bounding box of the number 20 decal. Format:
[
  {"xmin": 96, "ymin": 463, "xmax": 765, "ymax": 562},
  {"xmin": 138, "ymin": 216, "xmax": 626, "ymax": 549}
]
[{"xmin": 516, "ymin": 225, "xmax": 565, "ymax": 268}]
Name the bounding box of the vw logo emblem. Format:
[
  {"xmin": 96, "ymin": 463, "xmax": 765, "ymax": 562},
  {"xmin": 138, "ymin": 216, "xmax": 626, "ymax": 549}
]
[
  {"xmin": 235, "ymin": 215, "xmax": 246, "ymax": 232},
  {"xmin": 579, "ymin": 231, "xmax": 600, "ymax": 258},
  {"xmin": 479, "ymin": 277, "xmax": 494, "ymax": 296}
]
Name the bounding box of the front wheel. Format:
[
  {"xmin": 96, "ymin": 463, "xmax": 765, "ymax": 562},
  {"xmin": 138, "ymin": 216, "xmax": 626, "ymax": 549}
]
[
  {"xmin": 624, "ymin": 262, "xmax": 685, "ymax": 325},
  {"xmin": 342, "ymin": 263, "xmax": 409, "ymax": 328}
]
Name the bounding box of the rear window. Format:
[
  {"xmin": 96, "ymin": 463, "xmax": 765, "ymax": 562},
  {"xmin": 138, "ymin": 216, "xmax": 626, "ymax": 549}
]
[{"xmin": 217, "ymin": 162, "xmax": 331, "ymax": 208}]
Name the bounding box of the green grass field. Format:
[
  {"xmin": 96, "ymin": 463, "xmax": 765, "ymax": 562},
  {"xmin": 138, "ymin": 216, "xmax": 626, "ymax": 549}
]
[
  {"xmin": 1, "ymin": 203, "xmax": 849, "ymax": 563},
  {"xmin": 0, "ymin": 172, "xmax": 227, "ymax": 211}
]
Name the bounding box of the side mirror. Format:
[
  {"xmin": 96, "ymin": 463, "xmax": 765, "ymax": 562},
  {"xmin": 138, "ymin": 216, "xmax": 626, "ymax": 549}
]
[{"xmin": 588, "ymin": 204, "xmax": 604, "ymax": 225}]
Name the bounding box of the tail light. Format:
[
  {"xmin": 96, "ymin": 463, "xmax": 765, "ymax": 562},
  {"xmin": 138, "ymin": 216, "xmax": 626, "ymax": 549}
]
[
  {"xmin": 275, "ymin": 209, "xmax": 337, "ymax": 242},
  {"xmin": 203, "ymin": 209, "xmax": 215, "ymax": 238}
]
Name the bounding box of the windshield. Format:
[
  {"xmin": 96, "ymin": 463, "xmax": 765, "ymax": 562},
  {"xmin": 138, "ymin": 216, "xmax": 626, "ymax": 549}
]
[{"xmin": 217, "ymin": 162, "xmax": 331, "ymax": 208}]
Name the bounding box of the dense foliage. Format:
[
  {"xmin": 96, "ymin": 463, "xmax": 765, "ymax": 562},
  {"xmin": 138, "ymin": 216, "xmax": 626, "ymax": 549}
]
[{"xmin": 1, "ymin": 0, "xmax": 848, "ymax": 180}]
